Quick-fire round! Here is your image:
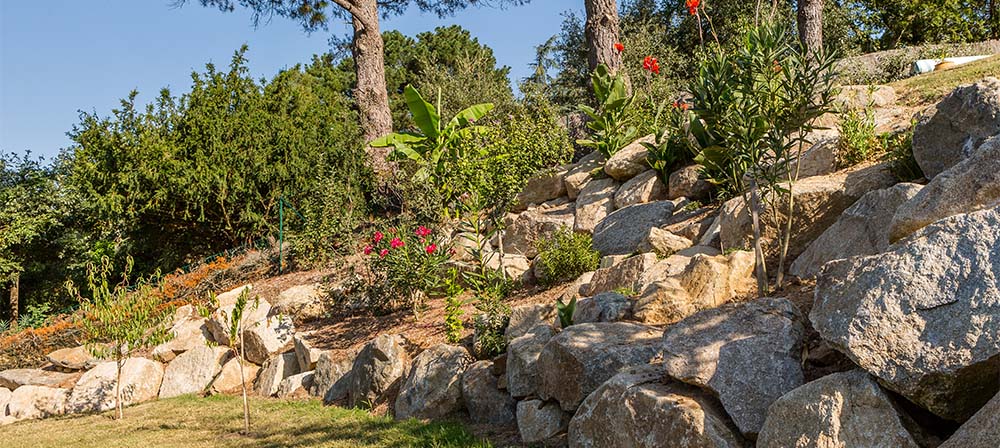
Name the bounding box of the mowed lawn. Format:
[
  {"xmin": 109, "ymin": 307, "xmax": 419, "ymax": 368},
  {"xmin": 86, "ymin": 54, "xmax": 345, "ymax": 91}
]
[{"xmin": 0, "ymin": 394, "xmax": 491, "ymax": 448}]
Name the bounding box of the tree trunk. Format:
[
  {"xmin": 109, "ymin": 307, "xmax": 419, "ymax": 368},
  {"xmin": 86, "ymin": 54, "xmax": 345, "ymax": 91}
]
[
  {"xmin": 584, "ymin": 0, "xmax": 622, "ymax": 74},
  {"xmin": 797, "ymin": 0, "xmax": 823, "ymax": 54},
  {"xmin": 351, "ymin": 0, "xmax": 394, "ymax": 179},
  {"xmin": 9, "ymin": 274, "xmax": 18, "ymax": 326},
  {"xmin": 991, "ymin": 0, "xmax": 999, "ymax": 39},
  {"xmin": 116, "ymin": 358, "xmax": 124, "ymax": 420}
]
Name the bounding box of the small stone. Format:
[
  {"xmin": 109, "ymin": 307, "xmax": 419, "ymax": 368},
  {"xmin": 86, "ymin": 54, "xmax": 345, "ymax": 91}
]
[
  {"xmin": 668, "ymin": 165, "xmax": 712, "ymax": 201},
  {"xmin": 604, "ymin": 135, "xmax": 654, "ymax": 181},
  {"xmin": 614, "ymin": 169, "xmax": 667, "ymax": 208},
  {"xmin": 517, "ymin": 399, "xmax": 570, "ymax": 444},
  {"xmin": 254, "ymin": 352, "xmax": 300, "ymax": 397},
  {"xmin": 276, "ymin": 371, "xmax": 315, "ymax": 398}
]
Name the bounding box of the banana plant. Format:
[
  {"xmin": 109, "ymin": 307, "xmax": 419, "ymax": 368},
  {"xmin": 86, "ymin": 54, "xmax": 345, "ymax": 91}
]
[{"xmin": 370, "ymin": 85, "xmax": 494, "ymax": 189}]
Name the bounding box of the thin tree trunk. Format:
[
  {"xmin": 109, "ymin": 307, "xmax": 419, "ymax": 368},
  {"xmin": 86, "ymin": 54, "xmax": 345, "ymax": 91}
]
[
  {"xmin": 116, "ymin": 358, "xmax": 124, "ymax": 420},
  {"xmin": 584, "ymin": 0, "xmax": 622, "ymax": 74},
  {"xmin": 238, "ymin": 339, "xmax": 249, "ymax": 434},
  {"xmin": 797, "ymin": 0, "xmax": 824, "ymax": 54},
  {"xmin": 9, "ymin": 274, "xmax": 18, "ymax": 326},
  {"xmin": 351, "ymin": 0, "xmax": 394, "ymax": 179},
  {"xmin": 749, "ymin": 180, "xmax": 769, "ymax": 297}
]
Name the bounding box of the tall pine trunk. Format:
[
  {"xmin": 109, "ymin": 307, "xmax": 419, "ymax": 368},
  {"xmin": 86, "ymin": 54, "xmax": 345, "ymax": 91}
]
[
  {"xmin": 351, "ymin": 0, "xmax": 394, "ymax": 179},
  {"xmin": 797, "ymin": 0, "xmax": 823, "ymax": 54},
  {"xmin": 584, "ymin": 0, "xmax": 622, "ymax": 74}
]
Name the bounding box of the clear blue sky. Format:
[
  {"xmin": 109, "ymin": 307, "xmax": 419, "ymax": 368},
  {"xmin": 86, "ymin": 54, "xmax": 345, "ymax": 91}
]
[{"xmin": 0, "ymin": 0, "xmax": 580, "ymax": 159}]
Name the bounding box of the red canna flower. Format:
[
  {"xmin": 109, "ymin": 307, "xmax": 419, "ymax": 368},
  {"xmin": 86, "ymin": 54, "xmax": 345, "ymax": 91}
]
[
  {"xmin": 686, "ymin": 0, "xmax": 700, "ymax": 15},
  {"xmin": 673, "ymin": 100, "xmax": 680, "ymax": 109},
  {"xmin": 425, "ymin": 244, "xmax": 437, "ymax": 254},
  {"xmin": 373, "ymin": 231, "xmax": 384, "ymax": 243},
  {"xmin": 643, "ymin": 56, "xmax": 661, "ymax": 74},
  {"xmin": 681, "ymin": 102, "xmax": 690, "ymax": 111},
  {"xmin": 614, "ymin": 42, "xmax": 624, "ymax": 53},
  {"xmin": 379, "ymin": 249, "xmax": 389, "ymax": 258},
  {"xmin": 390, "ymin": 237, "xmax": 404, "ymax": 249},
  {"xmin": 363, "ymin": 245, "xmax": 373, "ymax": 255}
]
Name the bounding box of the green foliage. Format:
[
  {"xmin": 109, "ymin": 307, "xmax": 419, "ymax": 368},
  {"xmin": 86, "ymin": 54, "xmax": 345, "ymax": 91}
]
[
  {"xmin": 577, "ymin": 65, "xmax": 639, "ymax": 159},
  {"xmin": 555, "ymin": 296, "xmax": 576, "ymax": 329},
  {"xmin": 355, "ymin": 224, "xmax": 451, "ymax": 314},
  {"xmin": 837, "ymin": 108, "xmax": 881, "ymax": 166},
  {"xmin": 881, "ymin": 128, "xmax": 923, "ymax": 181},
  {"xmin": 472, "ymin": 304, "xmax": 509, "ymax": 360},
  {"xmin": 643, "ymin": 103, "xmax": 696, "ymax": 183},
  {"xmin": 456, "ymin": 194, "xmax": 517, "ymax": 298},
  {"xmin": 535, "ymin": 228, "xmax": 600, "ymax": 288},
  {"xmin": 442, "ymin": 271, "xmax": 466, "ymax": 344},
  {"xmin": 221, "ymin": 287, "xmax": 257, "ymax": 434}
]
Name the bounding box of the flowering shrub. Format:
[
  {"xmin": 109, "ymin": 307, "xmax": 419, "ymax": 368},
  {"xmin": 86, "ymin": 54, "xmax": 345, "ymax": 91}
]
[{"xmin": 356, "ymin": 224, "xmax": 451, "ymax": 313}]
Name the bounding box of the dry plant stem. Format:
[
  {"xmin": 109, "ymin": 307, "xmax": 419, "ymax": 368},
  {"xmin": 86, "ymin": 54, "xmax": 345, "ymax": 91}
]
[
  {"xmin": 776, "ymin": 135, "xmax": 808, "ymax": 289},
  {"xmin": 749, "ymin": 180, "xmax": 769, "ymax": 296}
]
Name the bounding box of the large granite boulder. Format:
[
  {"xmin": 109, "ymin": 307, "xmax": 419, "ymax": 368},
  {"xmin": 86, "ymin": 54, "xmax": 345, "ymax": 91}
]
[
  {"xmin": 505, "ymin": 303, "xmax": 557, "ymax": 342},
  {"xmin": 243, "ymin": 314, "xmax": 295, "ymax": 365},
  {"xmin": 537, "ymin": 322, "xmax": 661, "ymax": 411},
  {"xmin": 462, "ymin": 361, "xmax": 516, "ymax": 425},
  {"xmin": 614, "ymin": 169, "xmax": 667, "ymax": 208},
  {"xmin": 503, "ymin": 201, "xmax": 576, "ymax": 258},
  {"xmin": 604, "ymin": 135, "xmax": 653, "ymax": 181},
  {"xmin": 662, "ymin": 297, "xmax": 806, "ymax": 437},
  {"xmin": 311, "ymin": 349, "xmax": 358, "ymax": 401},
  {"xmin": 564, "ymin": 151, "xmax": 606, "ymax": 200},
  {"xmin": 5, "ymin": 385, "xmax": 70, "ymax": 420},
  {"xmin": 591, "ymin": 201, "xmax": 676, "ymax": 256},
  {"xmin": 293, "ymin": 333, "xmax": 323, "ymax": 372},
  {"xmin": 394, "ymin": 344, "xmax": 472, "ymax": 420},
  {"xmin": 791, "ymin": 183, "xmax": 922, "ymax": 279},
  {"xmin": 668, "ymin": 164, "xmax": 712, "ymax": 201},
  {"xmin": 514, "ymin": 166, "xmax": 569, "ymax": 212},
  {"xmin": 208, "ymin": 357, "xmax": 260, "ymax": 395},
  {"xmin": 254, "ymin": 351, "xmax": 300, "ymax": 397},
  {"xmin": 572, "ymin": 292, "xmax": 631, "ymax": 324},
  {"xmin": 574, "ymin": 177, "xmax": 619, "ymax": 234},
  {"xmin": 273, "ymin": 283, "xmax": 327, "ymax": 320},
  {"xmin": 276, "ymin": 371, "xmax": 315, "ymax": 398},
  {"xmin": 158, "ymin": 345, "xmax": 230, "ymax": 398},
  {"xmin": 151, "ymin": 305, "xmax": 214, "ymax": 362},
  {"xmin": 634, "ymin": 251, "xmax": 755, "ymax": 325},
  {"xmin": 45, "ymin": 346, "xmax": 98, "ymax": 371},
  {"xmin": 757, "ymin": 371, "xmax": 920, "ymax": 448},
  {"xmin": 507, "ymin": 324, "xmax": 557, "ymax": 399},
  {"xmin": 584, "ymin": 253, "xmax": 658, "ymax": 296},
  {"xmin": 568, "ymin": 365, "xmax": 746, "ymax": 448},
  {"xmin": 811, "ymin": 206, "xmax": 1000, "ymax": 421},
  {"xmin": 797, "ymin": 137, "xmax": 840, "ymax": 178},
  {"xmin": 912, "ymin": 77, "xmax": 1000, "ymax": 178},
  {"xmin": 67, "ymin": 358, "xmax": 164, "ymax": 413},
  {"xmin": 889, "ymin": 137, "xmax": 1000, "ymax": 242},
  {"xmin": 940, "ymin": 390, "xmax": 1000, "ymax": 448},
  {"xmin": 517, "ymin": 399, "xmax": 571, "ymax": 444},
  {"xmin": 206, "ymin": 292, "xmax": 270, "ymax": 346},
  {"xmin": 0, "ymin": 369, "xmax": 78, "ymax": 390},
  {"xmin": 348, "ymin": 334, "xmax": 409, "ymax": 409},
  {"xmin": 638, "ymin": 227, "xmax": 693, "ymax": 257}
]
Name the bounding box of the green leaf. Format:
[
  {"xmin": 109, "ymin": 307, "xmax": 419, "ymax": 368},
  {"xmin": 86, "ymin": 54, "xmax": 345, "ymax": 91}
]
[
  {"xmin": 447, "ymin": 103, "xmax": 494, "ymax": 130},
  {"xmin": 403, "ymin": 85, "xmax": 440, "ymax": 140}
]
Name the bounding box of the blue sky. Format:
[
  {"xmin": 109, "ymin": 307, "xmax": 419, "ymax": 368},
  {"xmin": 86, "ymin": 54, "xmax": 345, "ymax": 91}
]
[{"xmin": 0, "ymin": 0, "xmax": 580, "ymax": 159}]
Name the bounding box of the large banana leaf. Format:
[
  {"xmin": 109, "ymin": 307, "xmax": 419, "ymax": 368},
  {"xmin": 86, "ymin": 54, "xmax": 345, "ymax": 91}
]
[
  {"xmin": 404, "ymin": 85, "xmax": 440, "ymax": 140},
  {"xmin": 447, "ymin": 103, "xmax": 494, "ymax": 130},
  {"xmin": 369, "ymin": 132, "xmax": 424, "ymax": 148}
]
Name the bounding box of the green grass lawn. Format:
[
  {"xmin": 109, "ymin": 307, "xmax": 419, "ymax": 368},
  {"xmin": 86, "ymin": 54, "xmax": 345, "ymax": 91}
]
[
  {"xmin": 891, "ymin": 55, "xmax": 1000, "ymax": 107},
  {"xmin": 0, "ymin": 394, "xmax": 492, "ymax": 448}
]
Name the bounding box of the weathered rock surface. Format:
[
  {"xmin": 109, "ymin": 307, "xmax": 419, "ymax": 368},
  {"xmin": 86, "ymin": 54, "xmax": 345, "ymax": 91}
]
[
  {"xmin": 585, "ymin": 253, "xmax": 658, "ymax": 296},
  {"xmin": 811, "ymin": 206, "xmax": 1000, "ymax": 421},
  {"xmin": 890, "ymin": 137, "xmax": 1000, "ymax": 242},
  {"xmin": 293, "ymin": 333, "xmax": 323, "ymax": 372},
  {"xmin": 206, "ymin": 292, "xmax": 270, "ymax": 346},
  {"xmin": 662, "ymin": 297, "xmax": 806, "ymax": 437},
  {"xmin": 514, "ymin": 167, "xmax": 569, "ymax": 212},
  {"xmin": 348, "ymin": 334, "xmax": 408, "ymax": 409},
  {"xmin": 273, "ymin": 283, "xmax": 327, "ymax": 320},
  {"xmin": 503, "ymin": 201, "xmax": 576, "ymax": 258},
  {"xmin": 604, "ymin": 135, "xmax": 653, "ymax": 181},
  {"xmin": 591, "ymin": 201, "xmax": 676, "ymax": 255},
  {"xmin": 537, "ymin": 322, "xmax": 661, "ymax": 411},
  {"xmin": 159, "ymin": 345, "xmax": 230, "ymax": 398},
  {"xmin": 572, "ymin": 292, "xmax": 631, "ymax": 324},
  {"xmin": 6, "ymin": 385, "xmax": 70, "ymax": 420},
  {"xmin": 243, "ymin": 314, "xmax": 295, "ymax": 365},
  {"xmin": 634, "ymin": 251, "xmax": 755, "ymax": 325},
  {"xmin": 797, "ymin": 137, "xmax": 840, "ymax": 178},
  {"xmin": 46, "ymin": 346, "xmax": 98, "ymax": 371},
  {"xmin": 208, "ymin": 357, "xmax": 260, "ymax": 395},
  {"xmin": 517, "ymin": 399, "xmax": 570, "ymax": 444},
  {"xmin": 663, "ymin": 206, "xmax": 718, "ymax": 242},
  {"xmin": 614, "ymin": 169, "xmax": 667, "ymax": 209},
  {"xmin": 395, "ymin": 344, "xmax": 471, "ymax": 420},
  {"xmin": 311, "ymin": 350, "xmax": 357, "ymax": 401},
  {"xmin": 940, "ymin": 390, "xmax": 1000, "ymax": 448},
  {"xmin": 0, "ymin": 386, "xmax": 10, "ymax": 411},
  {"xmin": 462, "ymin": 361, "xmax": 516, "ymax": 425},
  {"xmin": 505, "ymin": 303, "xmax": 557, "ymax": 343},
  {"xmin": 792, "ymin": 183, "xmax": 922, "ymax": 279},
  {"xmin": 574, "ymin": 177, "xmax": 619, "ymax": 234},
  {"xmin": 507, "ymin": 324, "xmax": 556, "ymax": 399},
  {"xmin": 668, "ymin": 164, "xmax": 712, "ymax": 201},
  {"xmin": 637, "ymin": 227, "xmax": 692, "ymax": 256},
  {"xmin": 254, "ymin": 351, "xmax": 300, "ymax": 397},
  {"xmin": 152, "ymin": 307, "xmax": 213, "ymax": 363},
  {"xmin": 757, "ymin": 370, "xmax": 920, "ymax": 448},
  {"xmin": 68, "ymin": 358, "xmax": 164, "ymax": 413},
  {"xmin": 564, "ymin": 151, "xmax": 606, "ymax": 200},
  {"xmin": 0, "ymin": 368, "xmax": 78, "ymax": 390},
  {"xmin": 214, "ymin": 284, "xmax": 254, "ymax": 307},
  {"xmin": 912, "ymin": 77, "xmax": 1000, "ymax": 178},
  {"xmin": 568, "ymin": 365, "xmax": 746, "ymax": 448},
  {"xmin": 276, "ymin": 371, "xmax": 315, "ymax": 398}
]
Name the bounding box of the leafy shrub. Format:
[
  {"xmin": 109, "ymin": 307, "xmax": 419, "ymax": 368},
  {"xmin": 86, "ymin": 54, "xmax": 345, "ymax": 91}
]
[
  {"xmin": 881, "ymin": 128, "xmax": 922, "ymax": 182},
  {"xmin": 577, "ymin": 64, "xmax": 639, "ymax": 158},
  {"xmin": 442, "ymin": 270, "xmax": 466, "ymax": 344},
  {"xmin": 354, "ymin": 224, "xmax": 451, "ymax": 314},
  {"xmin": 837, "ymin": 108, "xmax": 881, "ymax": 167},
  {"xmin": 535, "ymin": 228, "xmax": 600, "ymax": 287},
  {"xmin": 471, "ymin": 291, "xmax": 511, "ymax": 359},
  {"xmin": 644, "ymin": 101, "xmax": 696, "ymax": 183}
]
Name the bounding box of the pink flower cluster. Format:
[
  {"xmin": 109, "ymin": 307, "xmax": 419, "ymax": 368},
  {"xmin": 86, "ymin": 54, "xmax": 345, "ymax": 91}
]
[{"xmin": 362, "ymin": 226, "xmax": 439, "ymax": 258}]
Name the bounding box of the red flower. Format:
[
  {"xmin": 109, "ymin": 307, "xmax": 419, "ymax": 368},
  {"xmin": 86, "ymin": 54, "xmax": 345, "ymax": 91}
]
[
  {"xmin": 614, "ymin": 42, "xmax": 624, "ymax": 53},
  {"xmin": 390, "ymin": 237, "xmax": 404, "ymax": 249},
  {"xmin": 681, "ymin": 102, "xmax": 690, "ymax": 111},
  {"xmin": 686, "ymin": 0, "xmax": 700, "ymax": 15},
  {"xmin": 642, "ymin": 56, "xmax": 660, "ymax": 74},
  {"xmin": 425, "ymin": 244, "xmax": 437, "ymax": 254},
  {"xmin": 674, "ymin": 100, "xmax": 690, "ymax": 111},
  {"xmin": 363, "ymin": 245, "xmax": 373, "ymax": 255},
  {"xmin": 415, "ymin": 226, "xmax": 431, "ymax": 238},
  {"xmin": 379, "ymin": 249, "xmax": 389, "ymax": 258},
  {"xmin": 373, "ymin": 231, "xmax": 384, "ymax": 243}
]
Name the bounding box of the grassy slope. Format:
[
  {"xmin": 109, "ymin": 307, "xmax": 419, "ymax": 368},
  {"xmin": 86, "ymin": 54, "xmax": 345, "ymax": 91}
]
[
  {"xmin": 0, "ymin": 394, "xmax": 491, "ymax": 448},
  {"xmin": 890, "ymin": 55, "xmax": 1000, "ymax": 107}
]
